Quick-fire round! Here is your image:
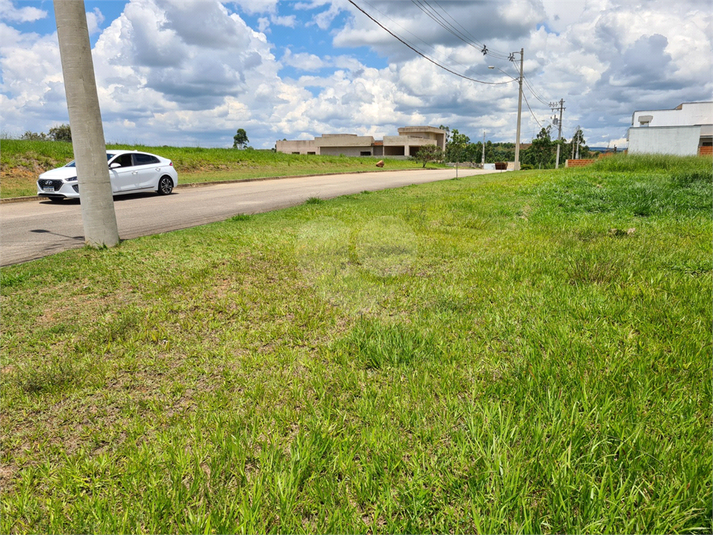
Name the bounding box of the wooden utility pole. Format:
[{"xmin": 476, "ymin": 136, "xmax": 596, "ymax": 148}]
[{"xmin": 54, "ymin": 0, "xmax": 119, "ymax": 247}]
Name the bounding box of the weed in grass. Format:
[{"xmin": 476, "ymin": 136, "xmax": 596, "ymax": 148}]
[
  {"xmin": 352, "ymin": 216, "xmax": 418, "ymax": 278},
  {"xmin": 296, "ymin": 215, "xmax": 420, "ymax": 315},
  {"xmin": 336, "ymin": 319, "xmax": 442, "ymax": 369},
  {"xmin": 671, "ymin": 168, "xmax": 712, "ymax": 187},
  {"xmin": 228, "ymin": 213, "xmax": 251, "ymax": 222},
  {"xmin": 305, "ymin": 196, "xmax": 324, "ymax": 205},
  {"xmin": 12, "ymin": 353, "xmax": 104, "ymax": 394}
]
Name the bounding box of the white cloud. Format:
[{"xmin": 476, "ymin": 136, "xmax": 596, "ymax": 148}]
[
  {"xmin": 86, "ymin": 7, "xmax": 105, "ymax": 35},
  {"xmin": 271, "ymin": 14, "xmax": 296, "ymax": 27},
  {"xmin": 0, "ymin": 0, "xmax": 46, "ymax": 22},
  {"xmin": 312, "ymin": 3, "xmax": 341, "ymax": 30},
  {"xmin": 226, "ymin": 0, "xmax": 279, "ymax": 15},
  {"xmin": 0, "ymin": 23, "xmax": 66, "ymax": 132},
  {"xmin": 282, "ymin": 49, "xmax": 326, "ymax": 71}
]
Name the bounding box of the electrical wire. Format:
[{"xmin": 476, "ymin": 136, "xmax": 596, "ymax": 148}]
[
  {"xmin": 350, "ymin": 0, "xmax": 556, "ymax": 132},
  {"xmin": 431, "ymin": 0, "xmax": 512, "ymax": 60},
  {"xmin": 434, "ymin": 0, "xmax": 513, "ymax": 61},
  {"xmin": 349, "ymin": 0, "xmax": 515, "ymax": 85},
  {"xmin": 523, "ymin": 75, "xmax": 551, "ymax": 106},
  {"xmin": 521, "ymin": 90, "xmax": 544, "ymax": 129},
  {"xmin": 409, "ymin": 0, "xmax": 510, "ymax": 60},
  {"xmin": 360, "ymin": 0, "xmax": 485, "ymax": 74}
]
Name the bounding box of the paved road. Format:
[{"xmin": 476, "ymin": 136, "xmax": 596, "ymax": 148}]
[{"xmin": 1, "ymin": 168, "xmax": 497, "ymax": 266}]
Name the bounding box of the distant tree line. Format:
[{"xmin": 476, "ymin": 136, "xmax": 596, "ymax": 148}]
[
  {"xmin": 439, "ymin": 124, "xmax": 593, "ymax": 169},
  {"xmin": 19, "ymin": 123, "xmax": 72, "ymax": 142}
]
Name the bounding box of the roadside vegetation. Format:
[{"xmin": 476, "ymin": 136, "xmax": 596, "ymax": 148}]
[
  {"xmin": 0, "ymin": 139, "xmax": 430, "ymax": 198},
  {"xmin": 1, "ymin": 154, "xmax": 711, "ymax": 533}
]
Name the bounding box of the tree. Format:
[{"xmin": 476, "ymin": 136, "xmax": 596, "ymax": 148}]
[
  {"xmin": 413, "ymin": 144, "xmax": 444, "ymax": 168},
  {"xmin": 49, "ymin": 123, "xmax": 72, "ymax": 142},
  {"xmin": 445, "ymin": 128, "xmax": 470, "ymax": 162},
  {"xmin": 233, "ymin": 128, "xmax": 249, "ymax": 149},
  {"xmin": 439, "ymin": 125, "xmax": 451, "ymax": 145},
  {"xmin": 569, "ymin": 128, "xmax": 588, "ymax": 159},
  {"xmin": 528, "ymin": 126, "xmax": 554, "ymax": 169},
  {"xmin": 20, "ymin": 131, "xmax": 47, "ymax": 141},
  {"xmin": 54, "ymin": 0, "xmax": 119, "ymax": 247},
  {"xmin": 464, "ymin": 142, "xmax": 480, "ymax": 164}
]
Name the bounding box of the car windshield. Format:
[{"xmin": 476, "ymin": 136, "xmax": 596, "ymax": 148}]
[{"xmin": 65, "ymin": 153, "xmax": 115, "ymax": 168}]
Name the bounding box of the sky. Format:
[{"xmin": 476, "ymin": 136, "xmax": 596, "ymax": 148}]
[{"xmin": 1, "ymin": 0, "xmax": 711, "ymax": 149}]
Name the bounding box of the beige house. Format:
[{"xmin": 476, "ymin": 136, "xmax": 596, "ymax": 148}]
[{"xmin": 276, "ymin": 126, "xmax": 446, "ymax": 158}]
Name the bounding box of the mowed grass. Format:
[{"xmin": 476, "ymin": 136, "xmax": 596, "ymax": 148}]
[
  {"xmin": 0, "ymin": 139, "xmax": 427, "ymax": 198},
  {"xmin": 1, "ymin": 155, "xmax": 711, "ymax": 533}
]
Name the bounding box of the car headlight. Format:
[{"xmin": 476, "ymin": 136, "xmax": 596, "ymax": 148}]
[{"xmin": 64, "ymin": 176, "xmax": 78, "ymax": 182}]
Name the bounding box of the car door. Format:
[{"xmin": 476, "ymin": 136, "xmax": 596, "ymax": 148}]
[
  {"xmin": 108, "ymin": 153, "xmax": 137, "ymax": 192},
  {"xmin": 132, "ymin": 153, "xmax": 162, "ymax": 190}
]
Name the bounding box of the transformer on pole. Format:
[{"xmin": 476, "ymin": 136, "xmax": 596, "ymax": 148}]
[{"xmin": 550, "ymin": 99, "xmax": 565, "ymax": 169}]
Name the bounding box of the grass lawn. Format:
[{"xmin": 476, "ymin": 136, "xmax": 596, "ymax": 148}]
[
  {"xmin": 1, "ymin": 154, "xmax": 711, "ymax": 533},
  {"xmin": 0, "ymin": 140, "xmax": 429, "ymax": 198}
]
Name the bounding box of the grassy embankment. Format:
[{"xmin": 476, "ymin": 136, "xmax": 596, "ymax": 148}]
[
  {"xmin": 0, "ymin": 139, "xmax": 429, "ymax": 198},
  {"xmin": 1, "ymin": 154, "xmax": 711, "ymax": 533}
]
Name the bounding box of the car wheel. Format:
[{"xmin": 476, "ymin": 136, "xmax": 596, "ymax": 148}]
[{"xmin": 157, "ymin": 176, "xmax": 174, "ymax": 195}]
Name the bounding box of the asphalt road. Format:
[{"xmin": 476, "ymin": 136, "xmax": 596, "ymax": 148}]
[{"xmin": 0, "ymin": 168, "xmax": 497, "ymax": 266}]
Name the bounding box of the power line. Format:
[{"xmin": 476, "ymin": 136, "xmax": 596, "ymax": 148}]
[
  {"xmin": 349, "ymin": 0, "xmax": 514, "ymax": 85},
  {"xmin": 360, "ymin": 0, "xmax": 484, "ymax": 74},
  {"xmin": 409, "ymin": 0, "xmax": 510, "ymax": 60},
  {"xmin": 350, "ymin": 0, "xmax": 556, "ymax": 138},
  {"xmin": 521, "ymin": 90, "xmax": 544, "ymax": 129},
  {"xmin": 488, "ymin": 68, "xmax": 552, "ymax": 115},
  {"xmin": 432, "ymin": 0, "xmax": 511, "ymax": 60},
  {"xmin": 523, "ymin": 75, "xmax": 551, "ymax": 106}
]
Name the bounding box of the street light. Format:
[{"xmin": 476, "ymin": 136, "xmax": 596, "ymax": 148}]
[{"xmin": 489, "ymin": 48, "xmax": 524, "ymax": 171}]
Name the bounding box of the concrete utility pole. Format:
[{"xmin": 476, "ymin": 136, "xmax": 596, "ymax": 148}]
[
  {"xmin": 54, "ymin": 0, "xmax": 119, "ymax": 247},
  {"xmin": 514, "ymin": 48, "xmax": 524, "ymax": 171},
  {"xmin": 488, "ymin": 48, "xmax": 523, "ymax": 170},
  {"xmin": 482, "ymin": 131, "xmax": 486, "ymax": 166},
  {"xmin": 550, "ymin": 98, "xmax": 565, "ymax": 169}
]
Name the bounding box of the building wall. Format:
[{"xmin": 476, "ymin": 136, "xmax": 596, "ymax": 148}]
[
  {"xmin": 628, "ymin": 125, "xmax": 702, "ymax": 156},
  {"xmin": 565, "ymin": 159, "xmax": 596, "ymax": 168},
  {"xmin": 384, "ymin": 135, "xmax": 438, "ymax": 156},
  {"xmin": 632, "ymin": 102, "xmax": 713, "ymax": 127},
  {"xmin": 315, "ymin": 134, "xmax": 374, "ymax": 148},
  {"xmin": 319, "ymin": 146, "xmax": 373, "ymax": 157},
  {"xmin": 397, "ymin": 127, "xmax": 447, "ymax": 150},
  {"xmin": 276, "ymin": 126, "xmax": 447, "ymax": 157},
  {"xmin": 275, "ymin": 139, "xmax": 319, "ymax": 155}
]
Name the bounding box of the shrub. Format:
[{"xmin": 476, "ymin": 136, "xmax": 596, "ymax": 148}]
[{"xmin": 48, "ymin": 124, "xmax": 72, "ymax": 142}]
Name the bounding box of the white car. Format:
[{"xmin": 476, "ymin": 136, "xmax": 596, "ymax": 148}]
[{"xmin": 37, "ymin": 150, "xmax": 178, "ymax": 202}]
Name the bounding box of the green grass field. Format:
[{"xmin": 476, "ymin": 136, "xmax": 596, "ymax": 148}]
[
  {"xmin": 0, "ymin": 139, "xmax": 428, "ymax": 198},
  {"xmin": 1, "ymin": 154, "xmax": 711, "ymax": 533}
]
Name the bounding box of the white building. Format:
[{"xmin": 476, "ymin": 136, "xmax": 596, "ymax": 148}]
[
  {"xmin": 276, "ymin": 126, "xmax": 447, "ymax": 158},
  {"xmin": 627, "ymin": 101, "xmax": 713, "ymax": 156}
]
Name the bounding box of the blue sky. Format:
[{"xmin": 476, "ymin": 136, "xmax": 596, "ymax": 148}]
[{"xmin": 1, "ymin": 0, "xmax": 711, "ymax": 149}]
